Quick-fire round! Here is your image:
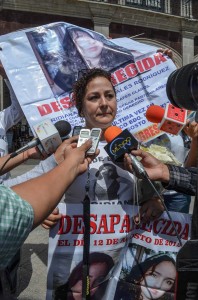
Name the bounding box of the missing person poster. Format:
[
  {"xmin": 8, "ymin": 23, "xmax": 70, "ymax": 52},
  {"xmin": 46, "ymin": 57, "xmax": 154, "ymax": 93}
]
[
  {"xmin": 0, "ymin": 22, "xmax": 176, "ymax": 142},
  {"xmin": 47, "ymin": 203, "xmax": 191, "ymax": 300}
]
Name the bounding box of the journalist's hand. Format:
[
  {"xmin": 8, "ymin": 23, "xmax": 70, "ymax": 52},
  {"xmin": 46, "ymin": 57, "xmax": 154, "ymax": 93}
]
[
  {"xmin": 54, "ymin": 136, "xmax": 78, "ymax": 164},
  {"xmin": 183, "ymin": 120, "xmax": 198, "ymax": 139},
  {"xmin": 62, "ymin": 139, "xmax": 99, "ymax": 176},
  {"xmin": 124, "ymin": 149, "xmax": 170, "ymax": 182}
]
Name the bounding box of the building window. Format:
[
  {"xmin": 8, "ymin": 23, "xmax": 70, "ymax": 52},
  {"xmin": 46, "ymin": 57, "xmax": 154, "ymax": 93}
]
[
  {"xmin": 125, "ymin": 0, "xmax": 164, "ymax": 11},
  {"xmin": 181, "ymin": 0, "xmax": 192, "ymax": 18}
]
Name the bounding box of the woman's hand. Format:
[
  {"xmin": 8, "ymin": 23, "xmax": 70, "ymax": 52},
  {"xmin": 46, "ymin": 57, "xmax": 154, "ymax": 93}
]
[
  {"xmin": 157, "ymin": 48, "xmax": 173, "ymax": 60},
  {"xmin": 183, "ymin": 121, "xmax": 198, "ymax": 167},
  {"xmin": 133, "ymin": 197, "xmax": 164, "ymax": 224},
  {"xmin": 42, "ymin": 207, "xmax": 62, "ymax": 230},
  {"xmin": 183, "ymin": 120, "xmax": 198, "ymax": 140}
]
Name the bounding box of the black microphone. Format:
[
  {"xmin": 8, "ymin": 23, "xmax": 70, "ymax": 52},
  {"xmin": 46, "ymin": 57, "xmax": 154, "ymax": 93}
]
[
  {"xmin": 54, "ymin": 120, "xmax": 71, "ymax": 140},
  {"xmin": 10, "ymin": 120, "xmax": 71, "ymax": 158},
  {"xmin": 104, "ymin": 126, "xmax": 147, "ymax": 178}
]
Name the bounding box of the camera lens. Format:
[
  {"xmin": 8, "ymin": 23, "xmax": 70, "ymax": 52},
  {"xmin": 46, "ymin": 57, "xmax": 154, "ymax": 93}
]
[{"xmin": 166, "ymin": 62, "xmax": 198, "ymax": 111}]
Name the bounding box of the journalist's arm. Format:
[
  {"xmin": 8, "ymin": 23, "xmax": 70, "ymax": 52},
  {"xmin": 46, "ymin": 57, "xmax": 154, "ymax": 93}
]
[
  {"xmin": 162, "ymin": 164, "xmax": 197, "ymax": 195},
  {"xmin": 0, "ymin": 139, "xmax": 96, "ymax": 270},
  {"xmin": 124, "ymin": 149, "xmax": 197, "ymax": 196}
]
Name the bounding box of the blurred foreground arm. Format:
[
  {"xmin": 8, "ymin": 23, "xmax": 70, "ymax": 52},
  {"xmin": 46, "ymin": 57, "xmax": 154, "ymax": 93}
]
[
  {"xmin": 124, "ymin": 149, "xmax": 197, "ymax": 196},
  {"xmin": 0, "ymin": 146, "xmax": 45, "ymax": 176},
  {"xmin": 0, "ymin": 139, "xmax": 97, "ymax": 270},
  {"xmin": 2, "ymin": 137, "xmax": 78, "ymax": 187},
  {"xmin": 12, "ymin": 139, "xmax": 96, "ymax": 228}
]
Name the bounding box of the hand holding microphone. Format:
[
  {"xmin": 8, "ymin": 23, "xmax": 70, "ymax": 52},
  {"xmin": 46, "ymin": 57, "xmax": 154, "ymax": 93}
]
[
  {"xmin": 104, "ymin": 126, "xmax": 148, "ymax": 179},
  {"xmin": 124, "ymin": 149, "xmax": 170, "ymax": 183},
  {"xmin": 10, "ymin": 119, "xmax": 72, "ymax": 158},
  {"xmin": 0, "ymin": 120, "xmax": 72, "ymax": 175}
]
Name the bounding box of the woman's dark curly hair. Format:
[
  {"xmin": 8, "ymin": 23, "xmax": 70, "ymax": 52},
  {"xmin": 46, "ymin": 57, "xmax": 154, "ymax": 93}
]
[{"xmin": 72, "ymin": 68, "xmax": 116, "ymax": 116}]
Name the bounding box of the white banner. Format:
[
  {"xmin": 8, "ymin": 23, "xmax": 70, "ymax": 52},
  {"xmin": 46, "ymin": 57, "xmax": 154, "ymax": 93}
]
[
  {"xmin": 47, "ymin": 203, "xmax": 191, "ymax": 300},
  {"xmin": 0, "ymin": 22, "xmax": 176, "ymax": 142}
]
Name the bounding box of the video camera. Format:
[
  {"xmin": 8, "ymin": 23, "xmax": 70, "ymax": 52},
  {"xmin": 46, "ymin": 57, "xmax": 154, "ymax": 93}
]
[
  {"xmin": 166, "ymin": 62, "xmax": 198, "ymax": 112},
  {"xmin": 167, "ymin": 63, "xmax": 198, "ymax": 299}
]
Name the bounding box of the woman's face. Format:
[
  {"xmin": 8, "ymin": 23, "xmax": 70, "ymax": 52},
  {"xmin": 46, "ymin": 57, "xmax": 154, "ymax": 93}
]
[
  {"xmin": 71, "ymin": 262, "xmax": 108, "ymax": 299},
  {"xmin": 140, "ymin": 261, "xmax": 176, "ymax": 300},
  {"xmin": 82, "ymin": 76, "xmax": 117, "ymax": 130},
  {"xmin": 73, "ymin": 31, "xmax": 103, "ymax": 59},
  {"xmin": 99, "ymin": 165, "xmax": 115, "ymax": 179}
]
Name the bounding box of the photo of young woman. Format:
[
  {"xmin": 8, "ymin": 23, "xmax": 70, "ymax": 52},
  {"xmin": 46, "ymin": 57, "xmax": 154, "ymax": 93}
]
[
  {"xmin": 68, "ymin": 27, "xmax": 133, "ymax": 71},
  {"xmin": 26, "ymin": 24, "xmax": 84, "ymax": 96},
  {"xmin": 115, "ymin": 254, "xmax": 176, "ymax": 300},
  {"xmin": 26, "ymin": 23, "xmax": 134, "ymax": 97}
]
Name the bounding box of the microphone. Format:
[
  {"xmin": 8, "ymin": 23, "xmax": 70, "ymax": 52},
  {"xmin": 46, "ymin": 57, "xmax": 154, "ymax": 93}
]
[
  {"xmin": 145, "ymin": 103, "xmax": 187, "ymax": 135},
  {"xmin": 104, "ymin": 126, "xmax": 183, "ymax": 247},
  {"xmin": 52, "ymin": 120, "xmax": 71, "ymax": 140},
  {"xmin": 104, "ymin": 126, "xmax": 147, "ymax": 178},
  {"xmin": 10, "ymin": 119, "xmax": 71, "ymax": 158}
]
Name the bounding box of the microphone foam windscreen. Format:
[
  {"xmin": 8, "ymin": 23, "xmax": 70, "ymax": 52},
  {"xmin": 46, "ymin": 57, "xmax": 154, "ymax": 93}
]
[
  {"xmin": 54, "ymin": 120, "xmax": 71, "ymax": 138},
  {"xmin": 104, "ymin": 126, "xmax": 122, "ymax": 143},
  {"xmin": 145, "ymin": 105, "xmax": 165, "ymax": 123}
]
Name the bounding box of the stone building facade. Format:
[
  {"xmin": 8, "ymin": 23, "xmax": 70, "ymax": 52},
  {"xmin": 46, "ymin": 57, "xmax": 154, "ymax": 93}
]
[{"xmin": 0, "ymin": 0, "xmax": 198, "ymax": 109}]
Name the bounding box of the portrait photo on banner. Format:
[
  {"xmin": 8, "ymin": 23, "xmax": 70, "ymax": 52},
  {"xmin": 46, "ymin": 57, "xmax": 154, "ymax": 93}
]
[
  {"xmin": 114, "ymin": 244, "xmax": 177, "ymax": 300},
  {"xmin": 50, "ymin": 250, "xmax": 118, "ymax": 300},
  {"xmin": 26, "ymin": 22, "xmax": 134, "ymax": 98}
]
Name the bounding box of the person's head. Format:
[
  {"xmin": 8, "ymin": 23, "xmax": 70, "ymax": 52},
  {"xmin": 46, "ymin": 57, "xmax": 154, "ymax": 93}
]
[
  {"xmin": 72, "ymin": 68, "xmax": 117, "ymax": 131},
  {"xmin": 96, "ymin": 163, "xmax": 118, "ymax": 180},
  {"xmin": 128, "ymin": 254, "xmax": 176, "ymax": 300},
  {"xmin": 55, "ymin": 252, "xmax": 114, "ymax": 299},
  {"xmin": 69, "ymin": 28, "xmax": 103, "ymax": 61}
]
